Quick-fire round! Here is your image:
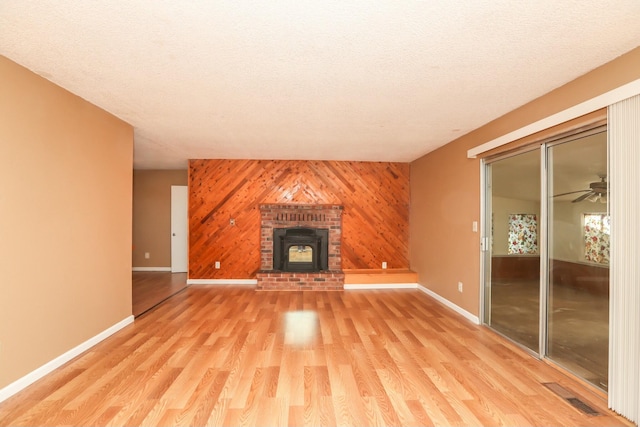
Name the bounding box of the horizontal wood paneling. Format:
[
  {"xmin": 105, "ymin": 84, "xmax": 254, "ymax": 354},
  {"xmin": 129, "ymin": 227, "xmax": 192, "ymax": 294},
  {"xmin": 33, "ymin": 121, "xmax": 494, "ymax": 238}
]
[
  {"xmin": 189, "ymin": 160, "xmax": 409, "ymax": 279},
  {"xmin": 551, "ymin": 259, "xmax": 609, "ymax": 296},
  {"xmin": 491, "ymin": 256, "xmax": 609, "ymax": 296},
  {"xmin": 491, "ymin": 256, "xmax": 540, "ymax": 282}
]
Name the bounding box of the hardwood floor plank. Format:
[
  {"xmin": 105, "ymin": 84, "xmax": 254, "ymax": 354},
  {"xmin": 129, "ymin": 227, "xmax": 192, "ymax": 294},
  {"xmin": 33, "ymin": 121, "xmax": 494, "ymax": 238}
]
[
  {"xmin": 188, "ymin": 372, "xmax": 230, "ymax": 426},
  {"xmin": 328, "ymin": 395, "xmax": 351, "ymax": 427},
  {"xmin": 379, "ymin": 387, "xmax": 419, "ymax": 427},
  {"xmin": 256, "ymin": 397, "xmax": 288, "ymax": 427},
  {"xmin": 162, "ymin": 346, "xmax": 216, "ymax": 409},
  {"xmin": 123, "ymin": 398, "xmax": 158, "ymax": 426},
  {"xmin": 0, "ymin": 284, "xmax": 633, "ymax": 426},
  {"xmin": 406, "ymin": 399, "xmax": 434, "ymax": 426},
  {"xmin": 139, "ymin": 398, "xmax": 171, "ymax": 426},
  {"xmin": 91, "ymin": 405, "xmax": 122, "ymax": 426},
  {"xmin": 373, "ymin": 393, "xmax": 403, "ymax": 426},
  {"xmin": 132, "ymin": 272, "xmax": 187, "ymax": 317}
]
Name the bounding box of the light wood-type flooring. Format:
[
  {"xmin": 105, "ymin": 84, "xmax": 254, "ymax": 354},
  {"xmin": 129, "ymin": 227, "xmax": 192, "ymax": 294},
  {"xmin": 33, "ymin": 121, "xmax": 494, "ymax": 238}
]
[
  {"xmin": 132, "ymin": 272, "xmax": 188, "ymax": 316},
  {"xmin": 490, "ymin": 279, "xmax": 609, "ymax": 390},
  {"xmin": 0, "ymin": 284, "xmax": 632, "ymax": 426}
]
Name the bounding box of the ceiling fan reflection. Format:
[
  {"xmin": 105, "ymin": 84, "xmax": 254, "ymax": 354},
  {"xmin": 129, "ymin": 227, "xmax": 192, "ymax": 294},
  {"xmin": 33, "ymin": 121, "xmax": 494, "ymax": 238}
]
[{"xmin": 553, "ymin": 175, "xmax": 607, "ymax": 203}]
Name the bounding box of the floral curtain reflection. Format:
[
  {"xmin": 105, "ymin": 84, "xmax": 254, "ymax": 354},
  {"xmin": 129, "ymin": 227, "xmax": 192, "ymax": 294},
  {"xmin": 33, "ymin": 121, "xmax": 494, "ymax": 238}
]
[
  {"xmin": 508, "ymin": 213, "xmax": 538, "ymax": 255},
  {"xmin": 584, "ymin": 213, "xmax": 610, "ymax": 264}
]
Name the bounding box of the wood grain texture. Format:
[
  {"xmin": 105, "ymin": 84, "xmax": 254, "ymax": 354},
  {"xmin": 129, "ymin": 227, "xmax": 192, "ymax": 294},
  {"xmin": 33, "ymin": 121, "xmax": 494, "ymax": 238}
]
[
  {"xmin": 550, "ymin": 259, "xmax": 609, "ymax": 296},
  {"xmin": 343, "ymin": 268, "xmax": 418, "ymax": 284},
  {"xmin": 0, "ymin": 279, "xmax": 631, "ymax": 426},
  {"xmin": 189, "ymin": 160, "xmax": 410, "ymax": 278},
  {"xmin": 132, "ymin": 272, "xmax": 187, "ymax": 316}
]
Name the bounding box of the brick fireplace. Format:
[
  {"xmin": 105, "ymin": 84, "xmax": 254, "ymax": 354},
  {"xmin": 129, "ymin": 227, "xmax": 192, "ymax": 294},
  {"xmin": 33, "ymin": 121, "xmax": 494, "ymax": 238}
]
[{"xmin": 256, "ymin": 204, "xmax": 344, "ymax": 290}]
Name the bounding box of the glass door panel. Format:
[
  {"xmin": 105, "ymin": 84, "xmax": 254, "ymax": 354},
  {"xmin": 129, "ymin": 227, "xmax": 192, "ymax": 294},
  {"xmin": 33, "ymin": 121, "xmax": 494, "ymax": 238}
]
[
  {"xmin": 485, "ymin": 149, "xmax": 541, "ymax": 353},
  {"xmin": 547, "ymin": 131, "xmax": 609, "ymax": 390}
]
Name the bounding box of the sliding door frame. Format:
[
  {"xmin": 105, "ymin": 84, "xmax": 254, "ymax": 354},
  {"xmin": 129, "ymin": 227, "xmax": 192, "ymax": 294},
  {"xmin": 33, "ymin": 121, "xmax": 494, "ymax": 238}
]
[
  {"xmin": 539, "ymin": 146, "xmax": 549, "ymax": 357},
  {"xmin": 480, "ymin": 124, "xmax": 608, "ymax": 371},
  {"xmin": 480, "ymin": 144, "xmax": 542, "ymax": 356}
]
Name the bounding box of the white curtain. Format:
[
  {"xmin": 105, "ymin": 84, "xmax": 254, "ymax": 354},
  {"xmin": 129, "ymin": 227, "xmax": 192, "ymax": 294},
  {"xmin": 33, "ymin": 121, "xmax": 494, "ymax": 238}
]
[{"xmin": 608, "ymin": 94, "xmax": 640, "ymax": 422}]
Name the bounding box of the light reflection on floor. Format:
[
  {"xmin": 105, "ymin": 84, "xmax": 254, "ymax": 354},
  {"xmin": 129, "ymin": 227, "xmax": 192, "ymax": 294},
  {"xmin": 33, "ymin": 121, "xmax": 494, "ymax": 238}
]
[{"xmin": 284, "ymin": 310, "xmax": 319, "ymax": 346}]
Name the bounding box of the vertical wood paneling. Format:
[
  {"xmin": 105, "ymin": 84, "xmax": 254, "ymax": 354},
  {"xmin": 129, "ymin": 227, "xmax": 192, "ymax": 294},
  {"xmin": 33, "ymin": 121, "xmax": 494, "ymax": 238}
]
[
  {"xmin": 189, "ymin": 160, "xmax": 410, "ymax": 279},
  {"xmin": 608, "ymin": 94, "xmax": 640, "ymax": 422}
]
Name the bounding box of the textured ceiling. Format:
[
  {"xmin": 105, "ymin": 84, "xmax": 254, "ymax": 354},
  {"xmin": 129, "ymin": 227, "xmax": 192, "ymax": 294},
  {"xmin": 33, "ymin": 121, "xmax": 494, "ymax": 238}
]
[{"xmin": 1, "ymin": 1, "xmax": 639, "ymax": 169}]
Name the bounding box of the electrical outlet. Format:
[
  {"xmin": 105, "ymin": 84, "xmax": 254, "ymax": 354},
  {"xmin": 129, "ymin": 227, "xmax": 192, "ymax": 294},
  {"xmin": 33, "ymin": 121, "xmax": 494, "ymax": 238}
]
[
  {"xmin": 230, "ymin": 218, "xmax": 235, "ymax": 226},
  {"xmin": 382, "ymin": 261, "xmax": 387, "ymax": 269},
  {"xmin": 215, "ymin": 261, "xmax": 220, "ymax": 269},
  {"xmin": 144, "ymin": 252, "xmax": 150, "ymax": 259},
  {"xmin": 458, "ymin": 282, "xmax": 463, "ymax": 292}
]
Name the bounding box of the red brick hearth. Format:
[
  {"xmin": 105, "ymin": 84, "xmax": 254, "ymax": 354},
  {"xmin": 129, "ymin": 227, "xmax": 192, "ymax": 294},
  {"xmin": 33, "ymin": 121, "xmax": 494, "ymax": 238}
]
[{"xmin": 256, "ymin": 204, "xmax": 344, "ymax": 290}]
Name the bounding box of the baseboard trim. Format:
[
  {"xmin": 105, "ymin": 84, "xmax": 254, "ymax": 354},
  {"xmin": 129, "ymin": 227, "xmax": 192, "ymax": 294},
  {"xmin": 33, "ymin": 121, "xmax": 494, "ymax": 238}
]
[
  {"xmin": 344, "ymin": 283, "xmax": 419, "ymax": 290},
  {"xmin": 417, "ymin": 285, "xmax": 480, "ymax": 324},
  {"xmin": 187, "ymin": 279, "xmax": 258, "ymax": 286},
  {"xmin": 132, "ymin": 267, "xmax": 172, "ymax": 272},
  {"xmin": 0, "ymin": 315, "xmax": 134, "ymax": 403},
  {"xmin": 344, "ymin": 282, "xmax": 479, "ymax": 324}
]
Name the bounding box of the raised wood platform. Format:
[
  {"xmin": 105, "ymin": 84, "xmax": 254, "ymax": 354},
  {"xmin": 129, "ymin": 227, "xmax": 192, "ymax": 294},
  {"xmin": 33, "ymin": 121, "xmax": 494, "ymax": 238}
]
[{"xmin": 343, "ymin": 268, "xmax": 418, "ymax": 285}]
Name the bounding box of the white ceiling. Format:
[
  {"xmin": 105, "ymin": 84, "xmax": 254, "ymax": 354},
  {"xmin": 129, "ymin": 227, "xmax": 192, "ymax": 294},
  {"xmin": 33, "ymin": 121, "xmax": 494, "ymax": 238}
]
[{"xmin": 1, "ymin": 1, "xmax": 639, "ymax": 170}]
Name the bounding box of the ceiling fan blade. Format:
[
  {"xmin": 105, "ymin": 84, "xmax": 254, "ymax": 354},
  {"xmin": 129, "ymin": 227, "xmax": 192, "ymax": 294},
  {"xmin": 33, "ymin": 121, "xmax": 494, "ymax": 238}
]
[
  {"xmin": 553, "ymin": 190, "xmax": 590, "ymax": 198},
  {"xmin": 572, "ymin": 191, "xmax": 594, "ymax": 203}
]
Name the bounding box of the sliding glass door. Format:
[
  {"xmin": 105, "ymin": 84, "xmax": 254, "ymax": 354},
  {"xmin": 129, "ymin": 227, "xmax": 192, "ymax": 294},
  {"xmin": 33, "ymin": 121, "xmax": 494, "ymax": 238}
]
[
  {"xmin": 547, "ymin": 129, "xmax": 609, "ymax": 390},
  {"xmin": 483, "ymin": 127, "xmax": 609, "ymax": 390},
  {"xmin": 484, "ymin": 149, "xmax": 541, "ymax": 353}
]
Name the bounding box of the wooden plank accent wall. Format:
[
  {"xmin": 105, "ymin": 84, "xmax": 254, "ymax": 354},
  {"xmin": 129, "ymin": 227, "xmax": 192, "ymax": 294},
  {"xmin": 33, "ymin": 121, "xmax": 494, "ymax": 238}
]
[{"xmin": 189, "ymin": 160, "xmax": 410, "ymax": 279}]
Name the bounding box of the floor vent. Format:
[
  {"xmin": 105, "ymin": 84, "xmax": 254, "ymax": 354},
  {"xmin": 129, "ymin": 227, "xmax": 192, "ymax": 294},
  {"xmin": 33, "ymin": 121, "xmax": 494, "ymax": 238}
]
[{"xmin": 542, "ymin": 382, "xmax": 601, "ymax": 416}]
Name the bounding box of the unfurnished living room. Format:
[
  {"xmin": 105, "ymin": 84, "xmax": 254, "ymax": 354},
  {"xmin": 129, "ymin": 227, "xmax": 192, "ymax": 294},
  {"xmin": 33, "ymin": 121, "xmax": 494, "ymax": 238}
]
[{"xmin": 1, "ymin": 2, "xmax": 640, "ymax": 426}]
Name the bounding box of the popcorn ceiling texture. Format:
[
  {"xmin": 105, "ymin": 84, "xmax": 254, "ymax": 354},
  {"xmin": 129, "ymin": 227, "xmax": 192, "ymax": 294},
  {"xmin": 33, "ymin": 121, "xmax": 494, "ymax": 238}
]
[{"xmin": 1, "ymin": 1, "xmax": 639, "ymax": 169}]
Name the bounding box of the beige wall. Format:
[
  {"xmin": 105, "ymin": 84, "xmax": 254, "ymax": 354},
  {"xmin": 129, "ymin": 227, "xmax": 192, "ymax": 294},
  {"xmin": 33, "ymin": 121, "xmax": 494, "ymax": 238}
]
[
  {"xmin": 410, "ymin": 46, "xmax": 640, "ymax": 316},
  {"xmin": 132, "ymin": 170, "xmax": 188, "ymax": 268},
  {"xmin": 0, "ymin": 56, "xmax": 133, "ymax": 389}
]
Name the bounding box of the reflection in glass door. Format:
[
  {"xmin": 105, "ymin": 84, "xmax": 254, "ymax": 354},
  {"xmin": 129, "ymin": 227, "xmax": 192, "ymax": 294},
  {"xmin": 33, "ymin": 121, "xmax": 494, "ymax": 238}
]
[
  {"xmin": 547, "ymin": 130, "xmax": 609, "ymax": 390},
  {"xmin": 484, "ymin": 149, "xmax": 541, "ymax": 353}
]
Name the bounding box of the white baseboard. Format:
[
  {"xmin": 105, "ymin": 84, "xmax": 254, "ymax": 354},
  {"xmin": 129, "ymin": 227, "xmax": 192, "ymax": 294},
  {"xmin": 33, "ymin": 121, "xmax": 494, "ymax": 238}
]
[
  {"xmin": 0, "ymin": 315, "xmax": 134, "ymax": 403},
  {"xmin": 417, "ymin": 285, "xmax": 480, "ymax": 324},
  {"xmin": 344, "ymin": 282, "xmax": 480, "ymax": 325},
  {"xmin": 132, "ymin": 267, "xmax": 172, "ymax": 272},
  {"xmin": 187, "ymin": 279, "xmax": 258, "ymax": 285}
]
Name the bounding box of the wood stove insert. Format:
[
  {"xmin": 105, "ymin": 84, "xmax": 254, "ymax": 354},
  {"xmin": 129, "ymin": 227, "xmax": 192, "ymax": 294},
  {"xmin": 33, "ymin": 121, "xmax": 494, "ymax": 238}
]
[{"xmin": 273, "ymin": 227, "xmax": 329, "ymax": 272}]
